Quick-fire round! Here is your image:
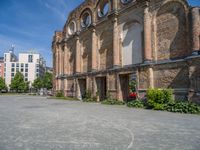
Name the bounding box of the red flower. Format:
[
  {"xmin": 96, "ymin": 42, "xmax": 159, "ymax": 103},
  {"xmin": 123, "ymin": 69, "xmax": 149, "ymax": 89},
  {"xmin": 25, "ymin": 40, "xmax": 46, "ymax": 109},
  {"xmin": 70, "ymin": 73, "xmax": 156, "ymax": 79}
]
[{"xmin": 129, "ymin": 92, "xmax": 137, "ymax": 98}]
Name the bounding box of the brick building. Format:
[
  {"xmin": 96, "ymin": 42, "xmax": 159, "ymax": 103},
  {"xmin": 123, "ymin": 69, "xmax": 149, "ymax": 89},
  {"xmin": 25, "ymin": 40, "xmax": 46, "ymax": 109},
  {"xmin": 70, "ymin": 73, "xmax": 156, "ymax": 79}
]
[
  {"xmin": 0, "ymin": 57, "xmax": 4, "ymax": 79},
  {"xmin": 52, "ymin": 0, "xmax": 200, "ymax": 103}
]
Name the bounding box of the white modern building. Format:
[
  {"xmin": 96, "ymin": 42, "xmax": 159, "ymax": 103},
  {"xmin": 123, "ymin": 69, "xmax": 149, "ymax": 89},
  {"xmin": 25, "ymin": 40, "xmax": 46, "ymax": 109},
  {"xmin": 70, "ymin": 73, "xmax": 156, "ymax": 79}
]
[{"xmin": 4, "ymin": 48, "xmax": 46, "ymax": 89}]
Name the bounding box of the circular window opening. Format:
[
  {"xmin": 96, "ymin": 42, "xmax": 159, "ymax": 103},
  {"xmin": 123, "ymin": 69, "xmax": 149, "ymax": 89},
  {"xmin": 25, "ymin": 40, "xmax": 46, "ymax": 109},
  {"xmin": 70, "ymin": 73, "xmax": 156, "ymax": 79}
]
[
  {"xmin": 81, "ymin": 12, "xmax": 91, "ymax": 28},
  {"xmin": 68, "ymin": 21, "xmax": 76, "ymax": 35},
  {"xmin": 98, "ymin": 2, "xmax": 109, "ymax": 17},
  {"xmin": 121, "ymin": 0, "xmax": 133, "ymax": 4}
]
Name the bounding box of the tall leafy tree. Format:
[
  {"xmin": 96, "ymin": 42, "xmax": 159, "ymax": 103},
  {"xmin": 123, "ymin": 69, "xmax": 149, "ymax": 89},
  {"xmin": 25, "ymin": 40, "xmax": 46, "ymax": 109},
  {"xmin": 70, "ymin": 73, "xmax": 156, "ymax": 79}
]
[
  {"xmin": 10, "ymin": 72, "xmax": 29, "ymax": 93},
  {"xmin": 0, "ymin": 77, "xmax": 7, "ymax": 92},
  {"xmin": 32, "ymin": 77, "xmax": 43, "ymax": 91},
  {"xmin": 43, "ymin": 72, "xmax": 53, "ymax": 90}
]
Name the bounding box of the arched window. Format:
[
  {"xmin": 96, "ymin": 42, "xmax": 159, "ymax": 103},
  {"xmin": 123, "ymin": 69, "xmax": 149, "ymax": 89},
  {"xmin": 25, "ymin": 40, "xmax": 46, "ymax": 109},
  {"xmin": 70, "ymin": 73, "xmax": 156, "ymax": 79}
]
[
  {"xmin": 81, "ymin": 12, "xmax": 91, "ymax": 28},
  {"xmin": 68, "ymin": 21, "xmax": 76, "ymax": 35},
  {"xmin": 98, "ymin": 1, "xmax": 109, "ymax": 17},
  {"xmin": 122, "ymin": 21, "xmax": 143, "ymax": 65}
]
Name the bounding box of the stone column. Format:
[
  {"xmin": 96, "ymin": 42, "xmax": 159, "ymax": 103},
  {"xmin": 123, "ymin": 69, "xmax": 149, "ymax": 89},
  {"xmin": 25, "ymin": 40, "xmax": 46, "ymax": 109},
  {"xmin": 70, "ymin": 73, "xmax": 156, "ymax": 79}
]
[
  {"xmin": 113, "ymin": 15, "xmax": 120, "ymax": 68},
  {"xmin": 149, "ymin": 67, "xmax": 154, "ymax": 88},
  {"xmin": 55, "ymin": 47, "xmax": 59, "ymax": 77},
  {"xmin": 64, "ymin": 43, "xmax": 69, "ymax": 75},
  {"xmin": 191, "ymin": 8, "xmax": 200, "ymax": 55},
  {"xmin": 144, "ymin": 6, "xmax": 152, "ymax": 62},
  {"xmin": 59, "ymin": 45, "xmax": 62, "ymax": 75},
  {"xmin": 112, "ymin": 0, "xmax": 118, "ymax": 12},
  {"xmin": 75, "ymin": 36, "xmax": 81, "ymax": 73},
  {"xmin": 91, "ymin": 27, "xmax": 97, "ymax": 71}
]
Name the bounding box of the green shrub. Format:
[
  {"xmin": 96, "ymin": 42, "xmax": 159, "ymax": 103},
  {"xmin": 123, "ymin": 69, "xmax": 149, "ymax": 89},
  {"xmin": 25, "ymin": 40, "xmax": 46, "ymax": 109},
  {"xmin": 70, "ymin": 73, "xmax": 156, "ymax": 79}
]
[
  {"xmin": 147, "ymin": 88, "xmax": 174, "ymax": 110},
  {"xmin": 101, "ymin": 99, "xmax": 125, "ymax": 105},
  {"xmin": 56, "ymin": 91, "xmax": 64, "ymax": 97},
  {"xmin": 166, "ymin": 102, "xmax": 200, "ymax": 114},
  {"xmin": 127, "ymin": 99, "xmax": 145, "ymax": 108},
  {"xmin": 82, "ymin": 90, "xmax": 97, "ymax": 102}
]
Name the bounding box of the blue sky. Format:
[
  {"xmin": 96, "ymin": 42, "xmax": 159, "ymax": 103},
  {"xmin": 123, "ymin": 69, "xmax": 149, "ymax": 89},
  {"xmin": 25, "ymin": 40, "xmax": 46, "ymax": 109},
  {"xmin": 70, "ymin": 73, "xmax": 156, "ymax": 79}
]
[{"xmin": 0, "ymin": 0, "xmax": 199, "ymax": 67}]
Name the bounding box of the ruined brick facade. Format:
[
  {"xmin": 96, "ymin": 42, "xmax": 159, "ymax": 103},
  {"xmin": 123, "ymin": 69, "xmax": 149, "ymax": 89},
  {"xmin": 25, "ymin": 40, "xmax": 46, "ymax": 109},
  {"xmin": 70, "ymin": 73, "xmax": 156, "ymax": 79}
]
[{"xmin": 52, "ymin": 0, "xmax": 200, "ymax": 103}]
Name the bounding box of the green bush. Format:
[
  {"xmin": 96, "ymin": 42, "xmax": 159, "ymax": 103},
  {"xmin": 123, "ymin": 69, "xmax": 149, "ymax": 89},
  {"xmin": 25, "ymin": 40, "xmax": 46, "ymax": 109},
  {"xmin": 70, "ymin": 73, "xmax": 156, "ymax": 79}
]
[
  {"xmin": 166, "ymin": 102, "xmax": 200, "ymax": 114},
  {"xmin": 101, "ymin": 99, "xmax": 125, "ymax": 105},
  {"xmin": 127, "ymin": 100, "xmax": 145, "ymax": 108},
  {"xmin": 147, "ymin": 88, "xmax": 174, "ymax": 110},
  {"xmin": 56, "ymin": 91, "xmax": 64, "ymax": 98},
  {"xmin": 82, "ymin": 90, "xmax": 97, "ymax": 102}
]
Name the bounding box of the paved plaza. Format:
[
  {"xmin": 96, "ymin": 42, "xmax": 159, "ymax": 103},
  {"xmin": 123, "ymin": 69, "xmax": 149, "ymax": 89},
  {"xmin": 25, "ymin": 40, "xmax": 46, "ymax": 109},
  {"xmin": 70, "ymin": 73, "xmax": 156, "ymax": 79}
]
[{"xmin": 0, "ymin": 96, "xmax": 200, "ymax": 150}]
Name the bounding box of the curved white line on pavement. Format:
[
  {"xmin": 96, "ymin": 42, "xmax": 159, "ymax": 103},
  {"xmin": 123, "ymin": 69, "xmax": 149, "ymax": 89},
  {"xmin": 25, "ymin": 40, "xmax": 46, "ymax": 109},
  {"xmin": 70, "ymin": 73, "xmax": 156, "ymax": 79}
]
[{"xmin": 125, "ymin": 127, "xmax": 134, "ymax": 149}]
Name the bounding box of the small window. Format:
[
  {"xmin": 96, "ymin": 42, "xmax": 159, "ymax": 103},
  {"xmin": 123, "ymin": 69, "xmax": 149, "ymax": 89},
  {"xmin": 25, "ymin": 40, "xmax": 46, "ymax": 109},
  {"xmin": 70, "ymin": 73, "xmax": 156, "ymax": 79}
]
[
  {"xmin": 28, "ymin": 55, "xmax": 33, "ymax": 63},
  {"xmin": 4, "ymin": 54, "xmax": 6, "ymax": 61},
  {"xmin": 68, "ymin": 21, "xmax": 76, "ymax": 35},
  {"xmin": 16, "ymin": 68, "xmax": 19, "ymax": 72},
  {"xmin": 81, "ymin": 12, "xmax": 91, "ymax": 28},
  {"xmin": 11, "ymin": 73, "xmax": 15, "ymax": 77},
  {"xmin": 25, "ymin": 64, "xmax": 28, "ymax": 68},
  {"xmin": 98, "ymin": 1, "xmax": 109, "ymax": 17},
  {"xmin": 25, "ymin": 78, "xmax": 28, "ymax": 81},
  {"xmin": 21, "ymin": 68, "xmax": 24, "ymax": 72},
  {"xmin": 25, "ymin": 68, "xmax": 28, "ymax": 72},
  {"xmin": 21, "ymin": 63, "xmax": 24, "ymax": 68},
  {"xmin": 11, "ymin": 68, "xmax": 15, "ymax": 72},
  {"xmin": 12, "ymin": 63, "xmax": 15, "ymax": 67},
  {"xmin": 16, "ymin": 63, "xmax": 19, "ymax": 68},
  {"xmin": 25, "ymin": 73, "xmax": 28, "ymax": 77}
]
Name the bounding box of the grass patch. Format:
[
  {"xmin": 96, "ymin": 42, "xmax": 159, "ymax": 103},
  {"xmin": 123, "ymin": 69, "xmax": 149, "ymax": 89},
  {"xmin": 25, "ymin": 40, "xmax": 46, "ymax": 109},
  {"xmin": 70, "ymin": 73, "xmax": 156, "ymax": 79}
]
[{"xmin": 101, "ymin": 99, "xmax": 125, "ymax": 105}]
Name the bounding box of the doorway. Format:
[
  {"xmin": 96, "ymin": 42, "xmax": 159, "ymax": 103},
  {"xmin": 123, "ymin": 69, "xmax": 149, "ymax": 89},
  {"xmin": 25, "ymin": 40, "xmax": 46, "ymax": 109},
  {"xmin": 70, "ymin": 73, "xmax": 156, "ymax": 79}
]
[
  {"xmin": 120, "ymin": 74, "xmax": 130, "ymax": 101},
  {"xmin": 96, "ymin": 77, "xmax": 107, "ymax": 101},
  {"xmin": 78, "ymin": 79, "xmax": 86, "ymax": 100}
]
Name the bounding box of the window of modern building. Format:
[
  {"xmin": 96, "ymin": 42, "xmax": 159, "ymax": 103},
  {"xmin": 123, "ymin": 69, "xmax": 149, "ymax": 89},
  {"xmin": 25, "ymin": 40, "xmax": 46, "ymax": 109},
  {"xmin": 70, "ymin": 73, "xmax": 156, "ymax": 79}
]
[
  {"xmin": 16, "ymin": 63, "xmax": 19, "ymax": 68},
  {"xmin": 25, "ymin": 78, "xmax": 28, "ymax": 81},
  {"xmin": 16, "ymin": 68, "xmax": 19, "ymax": 72},
  {"xmin": 36, "ymin": 69, "xmax": 39, "ymax": 73},
  {"xmin": 25, "ymin": 64, "xmax": 28, "ymax": 68},
  {"xmin": 21, "ymin": 68, "xmax": 24, "ymax": 72},
  {"xmin": 28, "ymin": 55, "xmax": 33, "ymax": 63},
  {"xmin": 25, "ymin": 68, "xmax": 28, "ymax": 72},
  {"xmin": 4, "ymin": 54, "xmax": 6, "ymax": 61},
  {"xmin": 25, "ymin": 73, "xmax": 28, "ymax": 77},
  {"xmin": 21, "ymin": 63, "xmax": 24, "ymax": 68},
  {"xmin": 11, "ymin": 68, "xmax": 15, "ymax": 72},
  {"xmin": 11, "ymin": 73, "xmax": 15, "ymax": 77},
  {"xmin": 12, "ymin": 63, "xmax": 15, "ymax": 67}
]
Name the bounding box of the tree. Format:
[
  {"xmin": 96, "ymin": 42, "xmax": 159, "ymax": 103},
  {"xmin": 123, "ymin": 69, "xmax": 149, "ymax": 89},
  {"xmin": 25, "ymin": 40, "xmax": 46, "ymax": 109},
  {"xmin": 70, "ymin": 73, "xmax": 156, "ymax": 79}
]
[
  {"xmin": 10, "ymin": 72, "xmax": 29, "ymax": 93},
  {"xmin": 32, "ymin": 77, "xmax": 43, "ymax": 91},
  {"xmin": 42, "ymin": 72, "xmax": 53, "ymax": 90},
  {"xmin": 0, "ymin": 77, "xmax": 7, "ymax": 92}
]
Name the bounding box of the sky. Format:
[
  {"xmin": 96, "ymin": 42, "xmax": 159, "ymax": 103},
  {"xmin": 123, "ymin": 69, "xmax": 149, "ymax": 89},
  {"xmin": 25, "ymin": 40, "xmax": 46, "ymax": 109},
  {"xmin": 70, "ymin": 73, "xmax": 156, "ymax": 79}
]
[{"xmin": 0, "ymin": 0, "xmax": 199, "ymax": 67}]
